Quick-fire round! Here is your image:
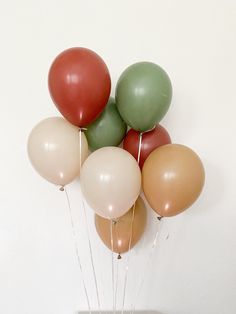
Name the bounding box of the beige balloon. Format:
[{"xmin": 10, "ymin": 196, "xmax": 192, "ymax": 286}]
[
  {"xmin": 80, "ymin": 147, "xmax": 141, "ymax": 219},
  {"xmin": 28, "ymin": 117, "xmax": 88, "ymax": 186},
  {"xmin": 95, "ymin": 197, "xmax": 147, "ymax": 254}
]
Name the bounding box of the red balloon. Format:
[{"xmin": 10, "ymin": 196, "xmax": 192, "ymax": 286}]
[
  {"xmin": 48, "ymin": 47, "xmax": 111, "ymax": 127},
  {"xmin": 123, "ymin": 125, "xmax": 171, "ymax": 168}
]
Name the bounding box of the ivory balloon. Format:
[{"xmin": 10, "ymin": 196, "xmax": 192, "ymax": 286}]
[
  {"xmin": 80, "ymin": 147, "xmax": 141, "ymax": 219},
  {"xmin": 95, "ymin": 197, "xmax": 147, "ymax": 254},
  {"xmin": 28, "ymin": 117, "xmax": 88, "ymax": 186},
  {"xmin": 142, "ymin": 144, "xmax": 205, "ymax": 217}
]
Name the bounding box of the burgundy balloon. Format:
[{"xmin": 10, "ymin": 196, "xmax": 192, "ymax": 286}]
[
  {"xmin": 123, "ymin": 125, "xmax": 171, "ymax": 168},
  {"xmin": 48, "ymin": 47, "xmax": 111, "ymax": 127}
]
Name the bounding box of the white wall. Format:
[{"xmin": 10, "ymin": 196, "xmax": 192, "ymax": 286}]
[{"xmin": 0, "ymin": 1, "xmax": 236, "ymax": 313}]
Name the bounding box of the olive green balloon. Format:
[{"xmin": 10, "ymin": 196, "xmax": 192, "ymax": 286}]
[
  {"xmin": 85, "ymin": 97, "xmax": 127, "ymax": 151},
  {"xmin": 115, "ymin": 62, "xmax": 172, "ymax": 132}
]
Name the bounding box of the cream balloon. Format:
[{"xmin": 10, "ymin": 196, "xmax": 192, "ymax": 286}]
[
  {"xmin": 28, "ymin": 117, "xmax": 88, "ymax": 186},
  {"xmin": 80, "ymin": 147, "xmax": 141, "ymax": 219}
]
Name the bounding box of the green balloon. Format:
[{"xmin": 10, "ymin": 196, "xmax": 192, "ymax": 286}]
[
  {"xmin": 85, "ymin": 97, "xmax": 127, "ymax": 151},
  {"xmin": 115, "ymin": 62, "xmax": 172, "ymax": 132}
]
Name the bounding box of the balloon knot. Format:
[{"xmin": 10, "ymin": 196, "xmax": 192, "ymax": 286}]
[
  {"xmin": 112, "ymin": 219, "xmax": 118, "ymax": 225},
  {"xmin": 59, "ymin": 186, "xmax": 65, "ymax": 191},
  {"xmin": 143, "ymin": 125, "xmax": 156, "ymax": 133},
  {"xmin": 157, "ymin": 216, "xmax": 163, "ymax": 221},
  {"xmin": 79, "ymin": 127, "xmax": 87, "ymax": 132},
  {"xmin": 117, "ymin": 254, "xmax": 122, "ymax": 260}
]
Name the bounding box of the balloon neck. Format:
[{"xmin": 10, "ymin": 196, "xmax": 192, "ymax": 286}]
[
  {"xmin": 78, "ymin": 127, "xmax": 87, "ymax": 132},
  {"xmin": 112, "ymin": 219, "xmax": 118, "ymax": 225},
  {"xmin": 117, "ymin": 253, "xmax": 122, "ymax": 260},
  {"xmin": 59, "ymin": 186, "xmax": 65, "ymax": 191},
  {"xmin": 143, "ymin": 125, "xmax": 156, "ymax": 134}
]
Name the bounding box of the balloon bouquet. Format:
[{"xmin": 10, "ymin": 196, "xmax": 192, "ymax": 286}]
[{"xmin": 28, "ymin": 46, "xmax": 205, "ymax": 295}]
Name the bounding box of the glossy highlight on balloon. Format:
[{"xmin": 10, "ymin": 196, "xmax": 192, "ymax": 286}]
[
  {"xmin": 142, "ymin": 144, "xmax": 205, "ymax": 217},
  {"xmin": 123, "ymin": 124, "xmax": 171, "ymax": 168},
  {"xmin": 48, "ymin": 47, "xmax": 111, "ymax": 127},
  {"xmin": 28, "ymin": 117, "xmax": 88, "ymax": 186},
  {"xmin": 80, "ymin": 147, "xmax": 141, "ymax": 219},
  {"xmin": 95, "ymin": 197, "xmax": 147, "ymax": 254}
]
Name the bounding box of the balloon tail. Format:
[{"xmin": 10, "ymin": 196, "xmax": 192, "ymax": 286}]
[
  {"xmin": 130, "ymin": 218, "xmax": 165, "ymax": 314},
  {"xmin": 79, "ymin": 129, "xmax": 101, "ymax": 314},
  {"xmin": 64, "ymin": 187, "xmax": 91, "ymax": 314},
  {"xmin": 157, "ymin": 216, "xmax": 169, "ymax": 239}
]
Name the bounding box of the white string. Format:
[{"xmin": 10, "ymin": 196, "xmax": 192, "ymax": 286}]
[
  {"xmin": 79, "ymin": 129, "xmax": 101, "ymax": 314},
  {"xmin": 121, "ymin": 202, "xmax": 136, "ymax": 314},
  {"xmin": 114, "ymin": 254, "xmax": 119, "ymax": 311},
  {"xmin": 81, "ymin": 198, "xmax": 102, "ymax": 312},
  {"xmin": 110, "ymin": 220, "xmax": 115, "ymax": 313},
  {"xmin": 64, "ymin": 187, "xmax": 91, "ymax": 314},
  {"xmin": 130, "ymin": 218, "xmax": 165, "ymax": 314},
  {"xmin": 121, "ymin": 132, "xmax": 143, "ymax": 314},
  {"xmin": 137, "ymin": 132, "xmax": 143, "ymax": 165}
]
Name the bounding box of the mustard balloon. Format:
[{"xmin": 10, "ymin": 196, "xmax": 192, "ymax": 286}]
[
  {"xmin": 142, "ymin": 144, "xmax": 205, "ymax": 217},
  {"xmin": 95, "ymin": 197, "xmax": 147, "ymax": 254}
]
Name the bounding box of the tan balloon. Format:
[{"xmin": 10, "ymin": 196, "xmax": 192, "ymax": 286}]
[
  {"xmin": 95, "ymin": 197, "xmax": 147, "ymax": 254},
  {"xmin": 80, "ymin": 147, "xmax": 141, "ymax": 219},
  {"xmin": 28, "ymin": 117, "xmax": 88, "ymax": 186},
  {"xmin": 142, "ymin": 144, "xmax": 205, "ymax": 217}
]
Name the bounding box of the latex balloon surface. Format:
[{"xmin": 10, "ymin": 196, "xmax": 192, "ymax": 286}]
[
  {"xmin": 80, "ymin": 147, "xmax": 141, "ymax": 219},
  {"xmin": 116, "ymin": 62, "xmax": 172, "ymax": 132},
  {"xmin": 123, "ymin": 124, "xmax": 171, "ymax": 168},
  {"xmin": 95, "ymin": 197, "xmax": 147, "ymax": 254},
  {"xmin": 142, "ymin": 144, "xmax": 205, "ymax": 216},
  {"xmin": 28, "ymin": 117, "xmax": 88, "ymax": 186},
  {"xmin": 48, "ymin": 47, "xmax": 111, "ymax": 127},
  {"xmin": 85, "ymin": 97, "xmax": 127, "ymax": 151}
]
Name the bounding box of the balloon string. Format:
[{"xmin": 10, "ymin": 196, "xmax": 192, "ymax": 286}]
[
  {"xmin": 81, "ymin": 197, "xmax": 102, "ymax": 313},
  {"xmin": 121, "ymin": 132, "xmax": 143, "ymax": 314},
  {"xmin": 64, "ymin": 187, "xmax": 91, "ymax": 314},
  {"xmin": 79, "ymin": 129, "xmax": 101, "ymax": 314},
  {"xmin": 110, "ymin": 220, "xmax": 115, "ymax": 314},
  {"xmin": 121, "ymin": 203, "xmax": 136, "ymax": 314},
  {"xmin": 130, "ymin": 218, "xmax": 165, "ymax": 314},
  {"xmin": 114, "ymin": 254, "xmax": 119, "ymax": 311},
  {"xmin": 137, "ymin": 132, "xmax": 143, "ymax": 165}
]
